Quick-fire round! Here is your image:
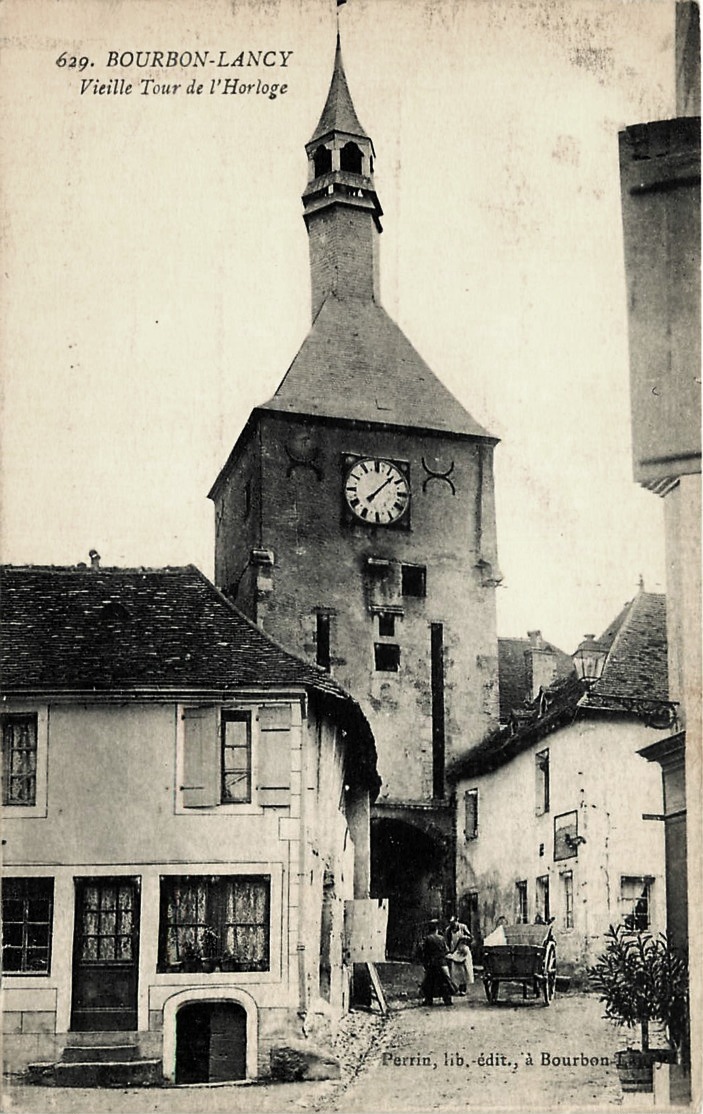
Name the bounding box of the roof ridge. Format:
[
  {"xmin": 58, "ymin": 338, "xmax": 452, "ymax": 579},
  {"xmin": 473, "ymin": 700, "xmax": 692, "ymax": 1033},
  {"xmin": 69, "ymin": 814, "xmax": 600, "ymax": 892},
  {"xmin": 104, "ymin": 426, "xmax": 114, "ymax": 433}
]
[{"xmin": 0, "ymin": 563, "xmax": 192, "ymax": 574}]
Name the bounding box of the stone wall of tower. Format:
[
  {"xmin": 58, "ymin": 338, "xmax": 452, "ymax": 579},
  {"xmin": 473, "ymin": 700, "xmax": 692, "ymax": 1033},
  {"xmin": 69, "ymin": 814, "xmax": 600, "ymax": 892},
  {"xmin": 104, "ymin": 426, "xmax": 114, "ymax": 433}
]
[
  {"xmin": 212, "ymin": 427, "xmax": 262, "ymax": 619},
  {"xmin": 307, "ymin": 206, "xmax": 380, "ymax": 318},
  {"xmin": 212, "ymin": 410, "xmax": 499, "ymax": 802}
]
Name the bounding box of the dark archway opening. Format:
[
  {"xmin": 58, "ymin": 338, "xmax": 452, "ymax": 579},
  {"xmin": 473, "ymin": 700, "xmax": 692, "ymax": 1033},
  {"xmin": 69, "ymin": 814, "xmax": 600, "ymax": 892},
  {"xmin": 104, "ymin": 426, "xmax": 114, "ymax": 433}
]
[
  {"xmin": 175, "ymin": 1002, "xmax": 246, "ymax": 1084},
  {"xmin": 371, "ymin": 818, "xmax": 449, "ymax": 959},
  {"xmin": 313, "ymin": 145, "xmax": 332, "ymax": 177},
  {"xmin": 340, "ymin": 142, "xmax": 363, "ymax": 174}
]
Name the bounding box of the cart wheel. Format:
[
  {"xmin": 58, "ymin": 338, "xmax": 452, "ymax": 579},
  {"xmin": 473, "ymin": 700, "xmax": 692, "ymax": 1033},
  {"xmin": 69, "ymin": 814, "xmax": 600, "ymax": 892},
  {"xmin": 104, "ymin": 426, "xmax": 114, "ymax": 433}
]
[{"xmin": 542, "ymin": 941, "xmax": 557, "ymax": 1006}]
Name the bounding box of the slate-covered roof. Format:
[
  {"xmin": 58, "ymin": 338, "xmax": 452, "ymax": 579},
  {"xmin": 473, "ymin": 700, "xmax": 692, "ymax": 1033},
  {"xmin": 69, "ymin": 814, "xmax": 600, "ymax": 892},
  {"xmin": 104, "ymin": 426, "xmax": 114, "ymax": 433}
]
[
  {"xmin": 449, "ymin": 591, "xmax": 671, "ymax": 781},
  {"xmin": 588, "ymin": 590, "xmax": 669, "ymax": 706},
  {"xmin": 498, "ymin": 635, "xmax": 574, "ymax": 722},
  {"xmin": 309, "ymin": 35, "xmax": 369, "ymax": 145},
  {"xmin": 259, "ymin": 295, "xmax": 492, "ymax": 440},
  {"xmin": 0, "ymin": 564, "xmax": 379, "ymax": 790}
]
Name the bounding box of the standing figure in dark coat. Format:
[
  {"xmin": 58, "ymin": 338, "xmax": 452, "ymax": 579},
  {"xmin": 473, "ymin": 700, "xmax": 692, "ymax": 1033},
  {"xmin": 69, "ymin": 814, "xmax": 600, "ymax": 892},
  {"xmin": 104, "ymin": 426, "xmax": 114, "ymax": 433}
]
[{"xmin": 419, "ymin": 919, "xmax": 455, "ymax": 1006}]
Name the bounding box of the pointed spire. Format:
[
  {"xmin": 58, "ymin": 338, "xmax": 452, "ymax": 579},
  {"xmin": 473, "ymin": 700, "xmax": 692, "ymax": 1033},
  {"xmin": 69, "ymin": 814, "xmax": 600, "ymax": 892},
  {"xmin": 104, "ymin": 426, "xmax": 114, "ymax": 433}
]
[{"xmin": 310, "ymin": 33, "xmax": 369, "ymax": 144}]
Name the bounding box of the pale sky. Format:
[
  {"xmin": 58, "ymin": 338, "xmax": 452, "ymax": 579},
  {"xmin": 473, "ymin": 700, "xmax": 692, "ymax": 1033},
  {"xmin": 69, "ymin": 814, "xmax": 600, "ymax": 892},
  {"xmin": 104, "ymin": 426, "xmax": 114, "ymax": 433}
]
[{"xmin": 0, "ymin": 0, "xmax": 676, "ymax": 653}]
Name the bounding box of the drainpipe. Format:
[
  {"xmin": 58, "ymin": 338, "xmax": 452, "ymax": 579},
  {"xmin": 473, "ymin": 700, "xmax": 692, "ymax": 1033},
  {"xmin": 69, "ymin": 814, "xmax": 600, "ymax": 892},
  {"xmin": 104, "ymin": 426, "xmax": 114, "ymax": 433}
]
[{"xmin": 296, "ymin": 711, "xmax": 311, "ymax": 1021}]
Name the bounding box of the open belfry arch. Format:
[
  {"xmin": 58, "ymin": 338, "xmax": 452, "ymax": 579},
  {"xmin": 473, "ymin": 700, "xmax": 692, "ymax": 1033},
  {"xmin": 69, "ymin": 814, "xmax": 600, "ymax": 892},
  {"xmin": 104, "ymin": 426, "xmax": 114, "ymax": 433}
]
[{"xmin": 209, "ymin": 33, "xmax": 501, "ymax": 956}]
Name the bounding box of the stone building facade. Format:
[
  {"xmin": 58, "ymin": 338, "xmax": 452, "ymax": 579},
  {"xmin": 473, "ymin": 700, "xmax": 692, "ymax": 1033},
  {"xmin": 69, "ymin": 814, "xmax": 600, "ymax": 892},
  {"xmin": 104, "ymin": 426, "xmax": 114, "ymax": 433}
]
[{"xmin": 209, "ymin": 36, "xmax": 500, "ymax": 957}]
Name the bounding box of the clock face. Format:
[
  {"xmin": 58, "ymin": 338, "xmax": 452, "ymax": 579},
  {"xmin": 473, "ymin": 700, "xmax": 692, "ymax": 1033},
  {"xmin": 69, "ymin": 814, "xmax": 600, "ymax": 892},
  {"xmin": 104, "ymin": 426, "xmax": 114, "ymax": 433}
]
[{"xmin": 344, "ymin": 458, "xmax": 410, "ymax": 525}]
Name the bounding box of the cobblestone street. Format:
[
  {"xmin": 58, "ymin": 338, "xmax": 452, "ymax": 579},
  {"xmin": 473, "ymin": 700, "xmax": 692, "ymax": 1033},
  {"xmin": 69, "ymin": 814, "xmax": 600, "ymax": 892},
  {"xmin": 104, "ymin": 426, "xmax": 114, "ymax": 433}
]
[{"xmin": 5, "ymin": 982, "xmax": 663, "ymax": 1114}]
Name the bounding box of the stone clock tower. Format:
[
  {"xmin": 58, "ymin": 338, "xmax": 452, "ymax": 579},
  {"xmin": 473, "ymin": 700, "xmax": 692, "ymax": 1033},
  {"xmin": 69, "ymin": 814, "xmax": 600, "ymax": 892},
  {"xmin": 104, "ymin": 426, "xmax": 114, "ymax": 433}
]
[{"xmin": 210, "ymin": 36, "xmax": 500, "ymax": 955}]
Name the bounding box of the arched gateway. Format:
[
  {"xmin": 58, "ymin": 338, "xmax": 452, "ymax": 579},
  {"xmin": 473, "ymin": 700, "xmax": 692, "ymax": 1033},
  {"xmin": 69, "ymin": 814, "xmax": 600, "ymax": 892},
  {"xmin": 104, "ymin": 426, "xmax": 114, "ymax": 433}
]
[{"xmin": 371, "ymin": 815, "xmax": 453, "ymax": 959}]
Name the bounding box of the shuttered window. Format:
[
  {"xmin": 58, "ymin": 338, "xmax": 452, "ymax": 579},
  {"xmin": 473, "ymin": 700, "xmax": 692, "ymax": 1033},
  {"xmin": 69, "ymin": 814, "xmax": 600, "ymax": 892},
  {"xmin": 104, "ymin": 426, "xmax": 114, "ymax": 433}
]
[
  {"xmin": 257, "ymin": 705, "xmax": 291, "ymax": 806},
  {"xmin": 182, "ymin": 705, "xmax": 292, "ymax": 809}
]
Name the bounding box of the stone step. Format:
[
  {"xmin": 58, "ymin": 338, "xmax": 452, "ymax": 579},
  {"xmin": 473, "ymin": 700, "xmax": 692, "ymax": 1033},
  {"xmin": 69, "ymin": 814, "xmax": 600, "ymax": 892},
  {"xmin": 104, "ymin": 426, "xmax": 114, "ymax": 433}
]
[
  {"xmin": 65, "ymin": 1031, "xmax": 140, "ymax": 1047},
  {"xmin": 62, "ymin": 1044, "xmax": 140, "ymax": 1063},
  {"xmin": 27, "ymin": 1059, "xmax": 163, "ymax": 1088}
]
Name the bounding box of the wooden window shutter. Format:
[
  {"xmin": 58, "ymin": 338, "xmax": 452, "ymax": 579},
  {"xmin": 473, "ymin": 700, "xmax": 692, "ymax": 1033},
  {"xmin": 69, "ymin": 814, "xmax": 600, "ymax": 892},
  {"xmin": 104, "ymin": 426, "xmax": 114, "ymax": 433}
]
[
  {"xmin": 182, "ymin": 706, "xmax": 219, "ymax": 807},
  {"xmin": 257, "ymin": 705, "xmax": 292, "ymax": 806}
]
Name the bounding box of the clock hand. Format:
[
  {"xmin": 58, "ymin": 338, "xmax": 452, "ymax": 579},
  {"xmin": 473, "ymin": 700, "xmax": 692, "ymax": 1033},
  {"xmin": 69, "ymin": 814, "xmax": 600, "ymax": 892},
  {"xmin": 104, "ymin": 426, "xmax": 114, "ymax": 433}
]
[{"xmin": 367, "ymin": 477, "xmax": 394, "ymax": 502}]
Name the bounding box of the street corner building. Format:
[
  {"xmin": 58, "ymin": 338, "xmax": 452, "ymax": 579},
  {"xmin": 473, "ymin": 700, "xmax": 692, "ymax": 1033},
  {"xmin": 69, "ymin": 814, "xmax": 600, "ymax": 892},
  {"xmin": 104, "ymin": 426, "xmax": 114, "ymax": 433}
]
[
  {"xmin": 449, "ymin": 589, "xmax": 677, "ymax": 982},
  {"xmin": 0, "ymin": 562, "xmax": 381, "ymax": 1084},
  {"xmin": 208, "ymin": 35, "xmax": 501, "ymax": 960}
]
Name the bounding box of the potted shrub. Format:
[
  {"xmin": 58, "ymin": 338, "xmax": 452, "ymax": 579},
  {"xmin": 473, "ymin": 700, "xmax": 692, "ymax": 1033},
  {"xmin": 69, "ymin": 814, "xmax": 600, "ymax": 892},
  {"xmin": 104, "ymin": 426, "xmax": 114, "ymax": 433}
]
[
  {"xmin": 200, "ymin": 928, "xmax": 220, "ymax": 972},
  {"xmin": 221, "ymin": 949, "xmax": 238, "ymax": 972},
  {"xmin": 589, "ymin": 925, "xmax": 689, "ymax": 1093},
  {"xmin": 179, "ymin": 940, "xmax": 202, "ymax": 973}
]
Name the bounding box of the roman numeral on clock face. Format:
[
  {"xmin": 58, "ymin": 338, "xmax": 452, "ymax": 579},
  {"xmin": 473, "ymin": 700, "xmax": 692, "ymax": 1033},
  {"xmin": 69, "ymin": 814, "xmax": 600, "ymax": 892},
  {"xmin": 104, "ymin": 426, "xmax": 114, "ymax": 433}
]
[{"xmin": 344, "ymin": 457, "xmax": 410, "ymax": 526}]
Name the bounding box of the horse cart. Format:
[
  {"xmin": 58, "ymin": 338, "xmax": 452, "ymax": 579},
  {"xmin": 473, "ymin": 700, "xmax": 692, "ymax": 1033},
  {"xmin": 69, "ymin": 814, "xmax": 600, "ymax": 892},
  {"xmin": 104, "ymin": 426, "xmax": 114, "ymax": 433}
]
[{"xmin": 481, "ymin": 923, "xmax": 557, "ymax": 1006}]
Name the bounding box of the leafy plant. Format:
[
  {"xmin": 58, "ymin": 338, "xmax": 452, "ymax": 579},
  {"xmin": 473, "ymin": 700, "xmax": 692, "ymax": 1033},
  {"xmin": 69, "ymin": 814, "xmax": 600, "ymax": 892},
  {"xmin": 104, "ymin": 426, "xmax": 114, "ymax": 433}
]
[
  {"xmin": 178, "ymin": 939, "xmax": 202, "ymax": 970},
  {"xmin": 589, "ymin": 924, "xmax": 688, "ymax": 1053},
  {"xmin": 201, "ymin": 927, "xmax": 220, "ymax": 959}
]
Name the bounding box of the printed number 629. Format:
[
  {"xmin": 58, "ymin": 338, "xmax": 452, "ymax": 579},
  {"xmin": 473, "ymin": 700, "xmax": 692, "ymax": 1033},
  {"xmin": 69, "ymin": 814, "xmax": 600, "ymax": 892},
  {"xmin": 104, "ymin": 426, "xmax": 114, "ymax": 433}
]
[{"xmin": 56, "ymin": 53, "xmax": 91, "ymax": 72}]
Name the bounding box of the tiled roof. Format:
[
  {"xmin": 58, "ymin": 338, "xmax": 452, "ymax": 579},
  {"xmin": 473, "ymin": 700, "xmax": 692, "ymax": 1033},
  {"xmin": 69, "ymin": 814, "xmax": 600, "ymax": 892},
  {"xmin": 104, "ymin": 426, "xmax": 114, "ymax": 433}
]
[
  {"xmin": 589, "ymin": 590, "xmax": 669, "ymax": 705},
  {"xmin": 498, "ymin": 636, "xmax": 574, "ymax": 722},
  {"xmin": 449, "ymin": 591, "xmax": 670, "ymax": 781},
  {"xmin": 0, "ymin": 564, "xmax": 379, "ymax": 790},
  {"xmin": 309, "ymin": 35, "xmax": 368, "ymax": 145},
  {"xmin": 260, "ymin": 295, "xmax": 493, "ymax": 440}
]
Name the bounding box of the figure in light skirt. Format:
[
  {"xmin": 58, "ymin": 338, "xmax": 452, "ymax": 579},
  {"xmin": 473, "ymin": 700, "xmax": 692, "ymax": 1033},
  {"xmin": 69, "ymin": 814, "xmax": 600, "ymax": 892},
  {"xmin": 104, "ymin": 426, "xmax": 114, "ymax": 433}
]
[{"xmin": 445, "ymin": 915, "xmax": 474, "ymax": 995}]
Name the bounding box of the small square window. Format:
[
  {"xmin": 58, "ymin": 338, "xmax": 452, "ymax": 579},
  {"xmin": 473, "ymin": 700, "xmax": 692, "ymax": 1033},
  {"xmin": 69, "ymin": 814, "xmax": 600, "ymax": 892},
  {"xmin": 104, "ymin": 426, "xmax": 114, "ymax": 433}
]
[
  {"xmin": 374, "ymin": 643, "xmax": 400, "ymax": 672},
  {"xmin": 621, "ymin": 877, "xmax": 652, "ymax": 931},
  {"xmin": 378, "ymin": 613, "xmax": 395, "ymax": 637},
  {"xmin": 401, "ymin": 565, "xmax": 426, "ymax": 597}
]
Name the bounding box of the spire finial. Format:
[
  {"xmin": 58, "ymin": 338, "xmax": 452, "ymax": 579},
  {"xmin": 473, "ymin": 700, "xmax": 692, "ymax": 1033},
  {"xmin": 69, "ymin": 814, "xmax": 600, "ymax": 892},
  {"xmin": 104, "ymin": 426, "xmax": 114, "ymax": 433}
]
[{"xmin": 308, "ymin": 23, "xmax": 369, "ymax": 146}]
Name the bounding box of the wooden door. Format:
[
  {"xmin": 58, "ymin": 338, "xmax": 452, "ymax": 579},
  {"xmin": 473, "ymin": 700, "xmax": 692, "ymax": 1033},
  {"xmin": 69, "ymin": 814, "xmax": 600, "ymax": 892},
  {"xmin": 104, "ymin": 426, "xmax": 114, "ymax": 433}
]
[
  {"xmin": 71, "ymin": 877, "xmax": 139, "ymax": 1031},
  {"xmin": 175, "ymin": 1003, "xmax": 246, "ymax": 1084}
]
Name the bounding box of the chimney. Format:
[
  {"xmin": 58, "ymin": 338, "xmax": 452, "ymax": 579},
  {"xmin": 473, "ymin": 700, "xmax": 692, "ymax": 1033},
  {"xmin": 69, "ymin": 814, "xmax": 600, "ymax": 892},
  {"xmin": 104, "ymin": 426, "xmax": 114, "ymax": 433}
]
[
  {"xmin": 525, "ymin": 631, "xmax": 557, "ymax": 698},
  {"xmin": 89, "ymin": 549, "xmax": 101, "ymax": 569}
]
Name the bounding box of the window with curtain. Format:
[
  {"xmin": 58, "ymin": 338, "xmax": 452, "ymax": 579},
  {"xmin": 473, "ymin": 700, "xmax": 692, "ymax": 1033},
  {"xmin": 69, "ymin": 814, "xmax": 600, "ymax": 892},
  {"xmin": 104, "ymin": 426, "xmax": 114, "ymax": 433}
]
[
  {"xmin": 2, "ymin": 715, "xmax": 38, "ymax": 806},
  {"xmin": 158, "ymin": 876, "xmax": 269, "ymax": 972}
]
